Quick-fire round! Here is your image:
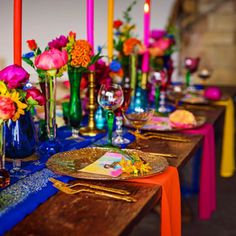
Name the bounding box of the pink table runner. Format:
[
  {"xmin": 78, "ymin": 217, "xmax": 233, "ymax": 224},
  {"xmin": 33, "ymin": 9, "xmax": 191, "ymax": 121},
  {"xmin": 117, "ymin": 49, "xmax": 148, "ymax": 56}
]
[{"xmin": 183, "ymin": 123, "xmax": 216, "ymax": 220}]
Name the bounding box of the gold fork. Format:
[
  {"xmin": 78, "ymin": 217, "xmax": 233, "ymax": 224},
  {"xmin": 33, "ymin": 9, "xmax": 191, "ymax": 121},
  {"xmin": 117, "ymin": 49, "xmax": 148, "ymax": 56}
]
[
  {"xmin": 129, "ymin": 130, "xmax": 190, "ymax": 142},
  {"xmin": 49, "ymin": 178, "xmax": 131, "ymax": 195},
  {"xmin": 52, "ymin": 181, "xmax": 137, "ymax": 203}
]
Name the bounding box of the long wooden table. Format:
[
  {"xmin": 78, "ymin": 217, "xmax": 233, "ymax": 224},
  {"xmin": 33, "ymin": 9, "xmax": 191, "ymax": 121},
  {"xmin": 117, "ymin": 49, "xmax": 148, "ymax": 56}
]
[{"xmin": 6, "ymin": 86, "xmax": 234, "ymax": 236}]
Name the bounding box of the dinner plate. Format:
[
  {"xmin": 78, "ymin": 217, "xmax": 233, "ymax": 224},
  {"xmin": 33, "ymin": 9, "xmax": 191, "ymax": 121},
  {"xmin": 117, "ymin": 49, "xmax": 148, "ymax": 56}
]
[
  {"xmin": 168, "ymin": 91, "xmax": 229, "ymax": 105},
  {"xmin": 125, "ymin": 115, "xmax": 206, "ymax": 132},
  {"xmin": 46, "ymin": 147, "xmax": 169, "ymax": 180}
]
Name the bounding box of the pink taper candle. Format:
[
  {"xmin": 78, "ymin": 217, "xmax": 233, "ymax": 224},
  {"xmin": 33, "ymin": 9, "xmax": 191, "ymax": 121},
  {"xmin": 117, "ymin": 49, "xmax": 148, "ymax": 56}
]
[
  {"xmin": 87, "ymin": 0, "xmax": 95, "ymax": 71},
  {"xmin": 14, "ymin": 0, "xmax": 22, "ymax": 66},
  {"xmin": 142, "ymin": 0, "xmax": 151, "ymax": 72}
]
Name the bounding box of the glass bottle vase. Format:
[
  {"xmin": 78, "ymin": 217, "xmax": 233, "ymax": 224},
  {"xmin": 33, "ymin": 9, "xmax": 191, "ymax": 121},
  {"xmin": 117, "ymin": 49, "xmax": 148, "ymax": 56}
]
[
  {"xmin": 5, "ymin": 111, "xmax": 36, "ymax": 175},
  {"xmin": 68, "ymin": 66, "xmax": 82, "ymax": 136},
  {"xmin": 0, "ymin": 122, "xmax": 10, "ymax": 188}
]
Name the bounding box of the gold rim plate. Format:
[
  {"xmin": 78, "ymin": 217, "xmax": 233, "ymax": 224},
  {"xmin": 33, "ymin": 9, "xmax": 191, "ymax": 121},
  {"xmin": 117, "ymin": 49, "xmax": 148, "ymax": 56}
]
[
  {"xmin": 126, "ymin": 115, "xmax": 207, "ymax": 132},
  {"xmin": 46, "ymin": 147, "xmax": 169, "ymax": 180}
]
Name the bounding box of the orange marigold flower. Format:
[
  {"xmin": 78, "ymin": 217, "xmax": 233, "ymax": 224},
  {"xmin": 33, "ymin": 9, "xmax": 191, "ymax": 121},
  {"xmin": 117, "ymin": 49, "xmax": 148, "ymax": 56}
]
[
  {"xmin": 123, "ymin": 38, "xmax": 142, "ymax": 56},
  {"xmin": 70, "ymin": 40, "xmax": 92, "ymax": 67}
]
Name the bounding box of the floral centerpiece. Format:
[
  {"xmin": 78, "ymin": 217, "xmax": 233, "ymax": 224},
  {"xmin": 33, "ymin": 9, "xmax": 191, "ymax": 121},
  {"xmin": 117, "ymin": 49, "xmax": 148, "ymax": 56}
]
[
  {"xmin": 148, "ymin": 28, "xmax": 176, "ymax": 83},
  {"xmin": 0, "ymin": 64, "xmax": 45, "ymax": 175},
  {"xmin": 65, "ymin": 32, "xmax": 101, "ymax": 132},
  {"xmin": 113, "ymin": 0, "xmax": 138, "ymax": 77}
]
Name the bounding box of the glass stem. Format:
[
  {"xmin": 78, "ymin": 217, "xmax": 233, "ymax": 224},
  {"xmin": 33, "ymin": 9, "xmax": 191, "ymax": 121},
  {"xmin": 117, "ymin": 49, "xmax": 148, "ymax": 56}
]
[
  {"xmin": 106, "ymin": 110, "xmax": 114, "ymax": 146},
  {"xmin": 135, "ymin": 128, "xmax": 140, "ymax": 149},
  {"xmin": 115, "ymin": 116, "xmax": 123, "ymax": 138},
  {"xmin": 46, "ymin": 76, "xmax": 56, "ymax": 140},
  {"xmin": 186, "ymin": 70, "xmax": 191, "ymax": 87},
  {"xmin": 155, "ymin": 86, "xmax": 160, "ymax": 112}
]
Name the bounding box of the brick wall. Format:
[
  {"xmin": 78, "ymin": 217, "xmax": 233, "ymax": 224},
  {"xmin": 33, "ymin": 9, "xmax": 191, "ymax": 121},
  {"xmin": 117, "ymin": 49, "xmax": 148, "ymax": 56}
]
[{"xmin": 180, "ymin": 0, "xmax": 236, "ymax": 85}]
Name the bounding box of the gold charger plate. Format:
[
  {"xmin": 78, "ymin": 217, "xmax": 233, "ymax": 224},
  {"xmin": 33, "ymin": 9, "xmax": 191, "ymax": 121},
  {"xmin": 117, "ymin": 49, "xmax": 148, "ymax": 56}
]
[{"xmin": 46, "ymin": 147, "xmax": 169, "ymax": 180}]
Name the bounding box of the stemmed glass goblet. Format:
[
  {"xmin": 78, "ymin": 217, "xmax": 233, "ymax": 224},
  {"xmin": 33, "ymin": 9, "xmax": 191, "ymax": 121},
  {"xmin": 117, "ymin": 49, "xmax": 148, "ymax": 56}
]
[
  {"xmin": 168, "ymin": 84, "xmax": 186, "ymax": 109},
  {"xmin": 113, "ymin": 87, "xmax": 132, "ymax": 145},
  {"xmin": 124, "ymin": 106, "xmax": 154, "ymax": 149},
  {"xmin": 98, "ymin": 84, "xmax": 124, "ymax": 146}
]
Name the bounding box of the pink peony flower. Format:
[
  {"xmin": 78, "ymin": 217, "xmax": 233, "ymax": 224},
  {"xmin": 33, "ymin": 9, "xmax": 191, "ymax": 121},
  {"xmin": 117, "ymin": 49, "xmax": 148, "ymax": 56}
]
[
  {"xmin": 26, "ymin": 87, "xmax": 46, "ymax": 106},
  {"xmin": 35, "ymin": 48, "xmax": 68, "ymax": 71},
  {"xmin": 0, "ymin": 64, "xmax": 29, "ymax": 89},
  {"xmin": 0, "ymin": 96, "xmax": 16, "ymax": 120},
  {"xmin": 150, "ymin": 29, "xmax": 167, "ymax": 40},
  {"xmin": 153, "ymin": 38, "xmax": 172, "ymax": 51}
]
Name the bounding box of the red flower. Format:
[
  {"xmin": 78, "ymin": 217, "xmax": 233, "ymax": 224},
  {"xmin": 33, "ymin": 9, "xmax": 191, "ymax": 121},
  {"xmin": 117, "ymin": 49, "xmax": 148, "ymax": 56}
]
[
  {"xmin": 26, "ymin": 39, "xmax": 37, "ymax": 51},
  {"xmin": 113, "ymin": 20, "xmax": 123, "ymax": 29},
  {"xmin": 0, "ymin": 96, "xmax": 16, "ymax": 120},
  {"xmin": 68, "ymin": 31, "xmax": 76, "ymax": 41},
  {"xmin": 26, "ymin": 87, "xmax": 46, "ymax": 106}
]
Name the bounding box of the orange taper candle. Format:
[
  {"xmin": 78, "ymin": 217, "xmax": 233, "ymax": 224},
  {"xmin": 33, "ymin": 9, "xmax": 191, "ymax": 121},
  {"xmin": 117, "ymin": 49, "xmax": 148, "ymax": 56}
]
[{"xmin": 14, "ymin": 0, "xmax": 22, "ymax": 65}]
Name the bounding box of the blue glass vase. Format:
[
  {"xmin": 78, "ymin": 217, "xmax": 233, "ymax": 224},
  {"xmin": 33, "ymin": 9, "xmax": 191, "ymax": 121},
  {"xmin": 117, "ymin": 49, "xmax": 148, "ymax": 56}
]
[{"xmin": 5, "ymin": 111, "xmax": 37, "ymax": 162}]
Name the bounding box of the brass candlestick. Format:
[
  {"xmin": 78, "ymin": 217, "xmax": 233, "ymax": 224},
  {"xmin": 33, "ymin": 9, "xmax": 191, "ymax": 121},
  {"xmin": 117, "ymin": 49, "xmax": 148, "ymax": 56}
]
[
  {"xmin": 141, "ymin": 72, "xmax": 148, "ymax": 89},
  {"xmin": 80, "ymin": 71, "xmax": 105, "ymax": 136}
]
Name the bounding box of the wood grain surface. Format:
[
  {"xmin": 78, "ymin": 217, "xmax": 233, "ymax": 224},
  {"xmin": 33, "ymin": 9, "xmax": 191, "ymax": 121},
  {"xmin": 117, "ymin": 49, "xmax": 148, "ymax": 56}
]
[{"xmin": 7, "ymin": 85, "xmax": 232, "ymax": 236}]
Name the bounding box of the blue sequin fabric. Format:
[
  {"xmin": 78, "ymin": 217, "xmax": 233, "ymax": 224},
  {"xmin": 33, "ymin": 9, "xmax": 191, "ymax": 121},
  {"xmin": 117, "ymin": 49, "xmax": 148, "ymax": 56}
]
[{"xmin": 0, "ymin": 169, "xmax": 58, "ymax": 217}]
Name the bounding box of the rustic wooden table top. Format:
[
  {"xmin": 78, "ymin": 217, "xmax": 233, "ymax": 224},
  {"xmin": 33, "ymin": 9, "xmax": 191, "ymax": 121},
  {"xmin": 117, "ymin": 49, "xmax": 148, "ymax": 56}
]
[{"xmin": 7, "ymin": 85, "xmax": 233, "ymax": 236}]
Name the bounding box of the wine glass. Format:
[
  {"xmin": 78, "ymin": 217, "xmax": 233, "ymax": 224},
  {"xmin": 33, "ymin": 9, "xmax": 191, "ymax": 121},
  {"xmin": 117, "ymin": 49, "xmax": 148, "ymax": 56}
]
[
  {"xmin": 113, "ymin": 87, "xmax": 132, "ymax": 145},
  {"xmin": 168, "ymin": 84, "xmax": 187, "ymax": 109},
  {"xmin": 156, "ymin": 70, "xmax": 168, "ymax": 113},
  {"xmin": 124, "ymin": 106, "xmax": 154, "ymax": 149},
  {"xmin": 98, "ymin": 84, "xmax": 124, "ymax": 146},
  {"xmin": 198, "ymin": 68, "xmax": 212, "ymax": 85}
]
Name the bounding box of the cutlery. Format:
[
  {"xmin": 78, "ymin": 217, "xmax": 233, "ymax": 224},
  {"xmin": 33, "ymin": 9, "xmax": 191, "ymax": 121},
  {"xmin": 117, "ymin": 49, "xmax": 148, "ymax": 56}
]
[
  {"xmin": 52, "ymin": 181, "xmax": 136, "ymax": 203},
  {"xmin": 49, "ymin": 178, "xmax": 131, "ymax": 195},
  {"xmin": 129, "ymin": 130, "xmax": 191, "ymax": 142}
]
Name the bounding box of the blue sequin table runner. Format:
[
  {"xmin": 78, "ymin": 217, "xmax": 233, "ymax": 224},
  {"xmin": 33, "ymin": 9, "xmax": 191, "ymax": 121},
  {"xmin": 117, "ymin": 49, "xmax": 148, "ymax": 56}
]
[{"xmin": 0, "ymin": 127, "xmax": 135, "ymax": 235}]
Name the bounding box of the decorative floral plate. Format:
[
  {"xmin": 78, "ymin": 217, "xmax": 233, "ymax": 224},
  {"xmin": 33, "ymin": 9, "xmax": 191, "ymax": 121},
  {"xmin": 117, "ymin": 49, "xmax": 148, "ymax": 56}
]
[{"xmin": 46, "ymin": 147, "xmax": 169, "ymax": 180}]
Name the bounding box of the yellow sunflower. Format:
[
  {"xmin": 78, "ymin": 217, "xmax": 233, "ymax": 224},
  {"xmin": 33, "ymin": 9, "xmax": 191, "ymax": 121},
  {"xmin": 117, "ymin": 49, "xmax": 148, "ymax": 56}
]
[
  {"xmin": 0, "ymin": 81, "xmax": 8, "ymax": 95},
  {"xmin": 9, "ymin": 91, "xmax": 27, "ymax": 121}
]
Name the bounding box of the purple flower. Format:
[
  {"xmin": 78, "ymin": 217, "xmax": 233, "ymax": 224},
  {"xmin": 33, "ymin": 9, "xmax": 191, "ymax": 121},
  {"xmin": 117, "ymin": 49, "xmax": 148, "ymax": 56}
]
[
  {"xmin": 48, "ymin": 35, "xmax": 68, "ymax": 50},
  {"xmin": 0, "ymin": 64, "xmax": 29, "ymax": 89},
  {"xmin": 150, "ymin": 29, "xmax": 167, "ymax": 40}
]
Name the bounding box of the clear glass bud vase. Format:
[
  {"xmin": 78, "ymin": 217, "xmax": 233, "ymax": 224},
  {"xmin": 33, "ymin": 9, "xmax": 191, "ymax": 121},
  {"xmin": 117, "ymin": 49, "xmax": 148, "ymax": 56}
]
[{"xmin": 39, "ymin": 75, "xmax": 61, "ymax": 157}]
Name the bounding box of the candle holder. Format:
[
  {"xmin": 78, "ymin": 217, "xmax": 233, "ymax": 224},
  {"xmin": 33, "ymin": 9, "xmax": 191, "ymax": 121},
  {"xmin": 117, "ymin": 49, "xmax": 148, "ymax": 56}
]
[
  {"xmin": 141, "ymin": 72, "xmax": 148, "ymax": 89},
  {"xmin": 80, "ymin": 71, "xmax": 105, "ymax": 136}
]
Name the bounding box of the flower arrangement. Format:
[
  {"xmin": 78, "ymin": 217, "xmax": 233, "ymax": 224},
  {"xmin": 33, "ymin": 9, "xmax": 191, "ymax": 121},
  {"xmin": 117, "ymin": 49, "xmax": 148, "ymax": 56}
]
[
  {"xmin": 22, "ymin": 39, "xmax": 46, "ymax": 80},
  {"xmin": 148, "ymin": 28, "xmax": 176, "ymax": 72},
  {"xmin": 123, "ymin": 38, "xmax": 143, "ymax": 56},
  {"xmin": 113, "ymin": 0, "xmax": 139, "ymax": 75},
  {"xmin": 0, "ymin": 64, "xmax": 45, "ymax": 124},
  {"xmin": 35, "ymin": 48, "xmax": 68, "ymax": 77},
  {"xmin": 58, "ymin": 31, "xmax": 101, "ymax": 73}
]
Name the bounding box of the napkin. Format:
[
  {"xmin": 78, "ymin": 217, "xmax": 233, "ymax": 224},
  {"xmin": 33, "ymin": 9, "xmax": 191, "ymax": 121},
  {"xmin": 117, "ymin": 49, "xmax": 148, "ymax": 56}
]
[
  {"xmin": 183, "ymin": 124, "xmax": 216, "ymax": 220},
  {"xmin": 130, "ymin": 166, "xmax": 181, "ymax": 236},
  {"xmin": 213, "ymin": 98, "xmax": 235, "ymax": 177}
]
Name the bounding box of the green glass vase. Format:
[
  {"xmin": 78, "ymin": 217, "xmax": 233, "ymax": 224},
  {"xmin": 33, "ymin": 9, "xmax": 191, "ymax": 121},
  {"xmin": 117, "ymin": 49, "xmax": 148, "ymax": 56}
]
[{"xmin": 68, "ymin": 66, "xmax": 83, "ymax": 132}]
